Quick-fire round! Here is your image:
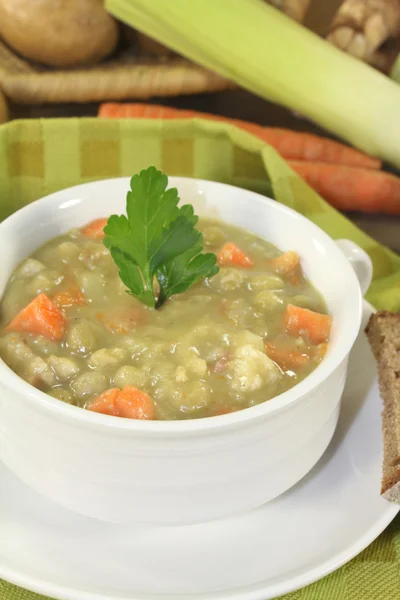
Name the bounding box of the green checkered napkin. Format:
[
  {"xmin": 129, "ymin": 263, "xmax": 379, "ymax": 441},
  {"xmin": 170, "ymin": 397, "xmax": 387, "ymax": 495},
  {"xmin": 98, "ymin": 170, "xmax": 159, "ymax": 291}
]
[{"xmin": 0, "ymin": 117, "xmax": 399, "ymax": 600}]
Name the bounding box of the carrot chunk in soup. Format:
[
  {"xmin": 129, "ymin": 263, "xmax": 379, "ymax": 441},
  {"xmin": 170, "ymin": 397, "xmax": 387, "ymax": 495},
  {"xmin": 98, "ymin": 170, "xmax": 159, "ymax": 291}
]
[
  {"xmin": 5, "ymin": 293, "xmax": 66, "ymax": 341},
  {"xmin": 284, "ymin": 304, "xmax": 332, "ymax": 345},
  {"xmin": 87, "ymin": 386, "xmax": 154, "ymax": 420},
  {"xmin": 269, "ymin": 251, "xmax": 302, "ymax": 285},
  {"xmin": 264, "ymin": 342, "xmax": 310, "ymax": 370},
  {"xmin": 217, "ymin": 242, "xmax": 254, "ymax": 268},
  {"xmin": 52, "ymin": 286, "xmax": 87, "ymax": 309},
  {"xmin": 81, "ymin": 218, "xmax": 108, "ymax": 239}
]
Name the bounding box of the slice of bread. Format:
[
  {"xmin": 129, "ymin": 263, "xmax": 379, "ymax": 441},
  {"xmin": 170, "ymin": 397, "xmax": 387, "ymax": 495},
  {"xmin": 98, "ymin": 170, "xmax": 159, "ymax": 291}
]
[{"xmin": 365, "ymin": 311, "xmax": 400, "ymax": 503}]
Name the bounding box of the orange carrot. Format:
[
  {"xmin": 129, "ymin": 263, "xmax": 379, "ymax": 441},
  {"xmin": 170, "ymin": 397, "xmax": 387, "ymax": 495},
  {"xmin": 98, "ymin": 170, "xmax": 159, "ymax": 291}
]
[
  {"xmin": 265, "ymin": 342, "xmax": 310, "ymax": 370},
  {"xmin": 87, "ymin": 388, "xmax": 119, "ymax": 416},
  {"xmin": 217, "ymin": 242, "xmax": 254, "ymax": 268},
  {"xmin": 81, "ymin": 218, "xmax": 108, "ymax": 239},
  {"xmin": 96, "ymin": 304, "xmax": 147, "ymax": 334},
  {"xmin": 52, "ymin": 286, "xmax": 87, "ymax": 309},
  {"xmin": 5, "ymin": 293, "xmax": 66, "ymax": 341},
  {"xmin": 98, "ymin": 103, "xmax": 381, "ymax": 170},
  {"xmin": 87, "ymin": 386, "xmax": 155, "ymax": 420},
  {"xmin": 269, "ymin": 251, "xmax": 302, "ymax": 285},
  {"xmin": 115, "ymin": 386, "xmax": 155, "ymax": 420},
  {"xmin": 289, "ymin": 161, "xmax": 400, "ymax": 215},
  {"xmin": 285, "ymin": 304, "xmax": 332, "ymax": 345}
]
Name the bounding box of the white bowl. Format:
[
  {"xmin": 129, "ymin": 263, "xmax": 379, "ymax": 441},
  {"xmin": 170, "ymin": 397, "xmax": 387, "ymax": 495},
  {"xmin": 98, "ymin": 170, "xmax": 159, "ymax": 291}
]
[{"xmin": 0, "ymin": 178, "xmax": 372, "ymax": 525}]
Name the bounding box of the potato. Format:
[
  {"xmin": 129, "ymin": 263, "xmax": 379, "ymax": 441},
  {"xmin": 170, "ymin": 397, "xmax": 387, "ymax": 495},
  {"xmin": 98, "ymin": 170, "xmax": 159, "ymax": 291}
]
[{"xmin": 0, "ymin": 0, "xmax": 119, "ymax": 68}]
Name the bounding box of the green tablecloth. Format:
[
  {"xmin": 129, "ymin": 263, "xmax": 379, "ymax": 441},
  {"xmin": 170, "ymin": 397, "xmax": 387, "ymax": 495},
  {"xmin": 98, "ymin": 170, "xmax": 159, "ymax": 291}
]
[{"xmin": 0, "ymin": 117, "xmax": 399, "ymax": 600}]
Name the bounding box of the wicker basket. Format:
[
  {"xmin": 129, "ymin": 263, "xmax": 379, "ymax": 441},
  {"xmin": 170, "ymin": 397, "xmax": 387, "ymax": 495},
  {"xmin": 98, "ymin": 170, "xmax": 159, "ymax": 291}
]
[
  {"xmin": 0, "ymin": 39, "xmax": 234, "ymax": 105},
  {"xmin": 1, "ymin": 0, "xmax": 398, "ymax": 107},
  {"xmin": 268, "ymin": 0, "xmax": 400, "ymax": 71}
]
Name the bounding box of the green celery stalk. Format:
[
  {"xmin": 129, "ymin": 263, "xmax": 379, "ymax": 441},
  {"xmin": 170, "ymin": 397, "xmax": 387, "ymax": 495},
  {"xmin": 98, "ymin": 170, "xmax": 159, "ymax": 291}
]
[{"xmin": 106, "ymin": 0, "xmax": 400, "ymax": 167}]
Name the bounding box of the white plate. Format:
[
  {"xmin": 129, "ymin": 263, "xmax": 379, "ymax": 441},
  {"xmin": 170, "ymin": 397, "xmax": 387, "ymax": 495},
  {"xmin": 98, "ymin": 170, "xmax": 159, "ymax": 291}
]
[{"xmin": 0, "ymin": 301, "xmax": 398, "ymax": 600}]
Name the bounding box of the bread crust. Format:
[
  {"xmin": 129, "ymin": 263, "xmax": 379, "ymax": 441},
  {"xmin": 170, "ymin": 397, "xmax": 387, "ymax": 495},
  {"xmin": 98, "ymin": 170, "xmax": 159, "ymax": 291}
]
[{"xmin": 365, "ymin": 312, "xmax": 400, "ymax": 503}]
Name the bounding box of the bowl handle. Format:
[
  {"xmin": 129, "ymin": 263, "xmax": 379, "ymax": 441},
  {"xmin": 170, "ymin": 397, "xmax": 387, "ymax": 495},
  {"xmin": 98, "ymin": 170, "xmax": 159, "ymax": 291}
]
[{"xmin": 335, "ymin": 239, "xmax": 373, "ymax": 296}]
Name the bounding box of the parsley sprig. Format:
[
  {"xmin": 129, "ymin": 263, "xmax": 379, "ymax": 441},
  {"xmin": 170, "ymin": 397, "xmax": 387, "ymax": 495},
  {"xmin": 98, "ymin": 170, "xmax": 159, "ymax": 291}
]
[{"xmin": 103, "ymin": 166, "xmax": 219, "ymax": 308}]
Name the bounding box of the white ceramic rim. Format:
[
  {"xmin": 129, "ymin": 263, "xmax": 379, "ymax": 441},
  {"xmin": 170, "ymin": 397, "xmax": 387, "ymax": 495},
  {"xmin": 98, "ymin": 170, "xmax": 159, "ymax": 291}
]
[{"xmin": 0, "ymin": 177, "xmax": 363, "ymax": 433}]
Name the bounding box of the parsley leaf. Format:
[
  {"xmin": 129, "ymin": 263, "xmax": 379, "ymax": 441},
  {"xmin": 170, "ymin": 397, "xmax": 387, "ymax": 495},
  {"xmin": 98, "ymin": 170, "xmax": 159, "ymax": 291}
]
[{"xmin": 103, "ymin": 166, "xmax": 219, "ymax": 308}]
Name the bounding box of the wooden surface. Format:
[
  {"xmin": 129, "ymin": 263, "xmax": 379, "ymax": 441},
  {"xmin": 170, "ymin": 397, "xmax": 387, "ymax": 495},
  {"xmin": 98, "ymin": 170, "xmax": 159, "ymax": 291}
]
[{"xmin": 9, "ymin": 88, "xmax": 400, "ymax": 254}]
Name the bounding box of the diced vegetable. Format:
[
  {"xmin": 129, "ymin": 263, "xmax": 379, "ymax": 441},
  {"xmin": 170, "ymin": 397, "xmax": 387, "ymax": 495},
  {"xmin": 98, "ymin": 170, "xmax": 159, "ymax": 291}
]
[
  {"xmin": 25, "ymin": 355, "xmax": 57, "ymax": 388},
  {"xmin": 27, "ymin": 269, "xmax": 63, "ymax": 296},
  {"xmin": 249, "ymin": 273, "xmax": 284, "ymax": 291},
  {"xmin": 66, "ymin": 320, "xmax": 98, "ymax": 355},
  {"xmin": 71, "ymin": 371, "xmax": 109, "ymax": 399},
  {"xmin": 56, "ymin": 241, "xmax": 80, "ymax": 262},
  {"xmin": 87, "ymin": 388, "xmax": 119, "ymax": 415},
  {"xmin": 253, "ymin": 290, "xmax": 283, "ymax": 311},
  {"xmin": 48, "ymin": 355, "xmax": 80, "ymax": 381},
  {"xmin": 15, "ymin": 258, "xmax": 46, "ymax": 279},
  {"xmin": 75, "ymin": 270, "xmax": 105, "ymax": 301},
  {"xmin": 265, "ymin": 341, "xmax": 310, "ymax": 370},
  {"xmin": 209, "ymin": 267, "xmax": 245, "ymax": 291},
  {"xmin": 113, "ymin": 365, "xmax": 147, "ymax": 388},
  {"xmin": 175, "ymin": 365, "xmax": 189, "ymax": 382},
  {"xmin": 52, "ymin": 286, "xmax": 87, "ymax": 309},
  {"xmin": 5, "ymin": 293, "xmax": 66, "ymax": 341},
  {"xmin": 87, "ymin": 347, "xmax": 126, "ymax": 369},
  {"xmin": 269, "ymin": 251, "xmax": 301, "ymax": 285},
  {"xmin": 96, "ymin": 305, "xmax": 147, "ymax": 334},
  {"xmin": 201, "ymin": 225, "xmax": 227, "ymax": 247},
  {"xmin": 81, "ymin": 218, "xmax": 108, "ymax": 239},
  {"xmin": 48, "ymin": 388, "xmax": 74, "ymax": 404},
  {"xmin": 115, "ymin": 386, "xmax": 155, "ymax": 419},
  {"xmin": 217, "ymin": 242, "xmax": 254, "ymax": 268},
  {"xmin": 0, "ymin": 332, "xmax": 34, "ymax": 367},
  {"xmin": 227, "ymin": 344, "xmax": 281, "ymax": 392},
  {"xmin": 285, "ymin": 304, "xmax": 332, "ymax": 345},
  {"xmin": 87, "ymin": 385, "xmax": 155, "ymax": 419}
]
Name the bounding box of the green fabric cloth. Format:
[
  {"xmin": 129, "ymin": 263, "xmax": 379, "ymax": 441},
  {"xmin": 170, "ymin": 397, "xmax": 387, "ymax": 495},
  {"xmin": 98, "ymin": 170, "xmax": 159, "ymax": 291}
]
[{"xmin": 0, "ymin": 117, "xmax": 399, "ymax": 599}]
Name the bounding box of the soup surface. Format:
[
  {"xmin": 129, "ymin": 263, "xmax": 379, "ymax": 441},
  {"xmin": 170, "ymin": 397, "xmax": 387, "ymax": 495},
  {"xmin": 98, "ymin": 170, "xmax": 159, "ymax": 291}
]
[{"xmin": 0, "ymin": 218, "xmax": 331, "ymax": 420}]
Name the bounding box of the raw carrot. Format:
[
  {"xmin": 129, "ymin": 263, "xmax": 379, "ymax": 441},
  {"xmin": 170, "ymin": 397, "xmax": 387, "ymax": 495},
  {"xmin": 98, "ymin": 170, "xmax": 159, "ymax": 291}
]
[
  {"xmin": 285, "ymin": 304, "xmax": 332, "ymax": 345},
  {"xmin": 217, "ymin": 242, "xmax": 254, "ymax": 268},
  {"xmin": 269, "ymin": 251, "xmax": 302, "ymax": 285},
  {"xmin": 81, "ymin": 218, "xmax": 108, "ymax": 239},
  {"xmin": 98, "ymin": 102, "xmax": 381, "ymax": 170},
  {"xmin": 5, "ymin": 293, "xmax": 66, "ymax": 341},
  {"xmin": 52, "ymin": 286, "xmax": 87, "ymax": 309},
  {"xmin": 265, "ymin": 342, "xmax": 310, "ymax": 370},
  {"xmin": 87, "ymin": 386, "xmax": 155, "ymax": 420},
  {"xmin": 289, "ymin": 161, "xmax": 400, "ymax": 215}
]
